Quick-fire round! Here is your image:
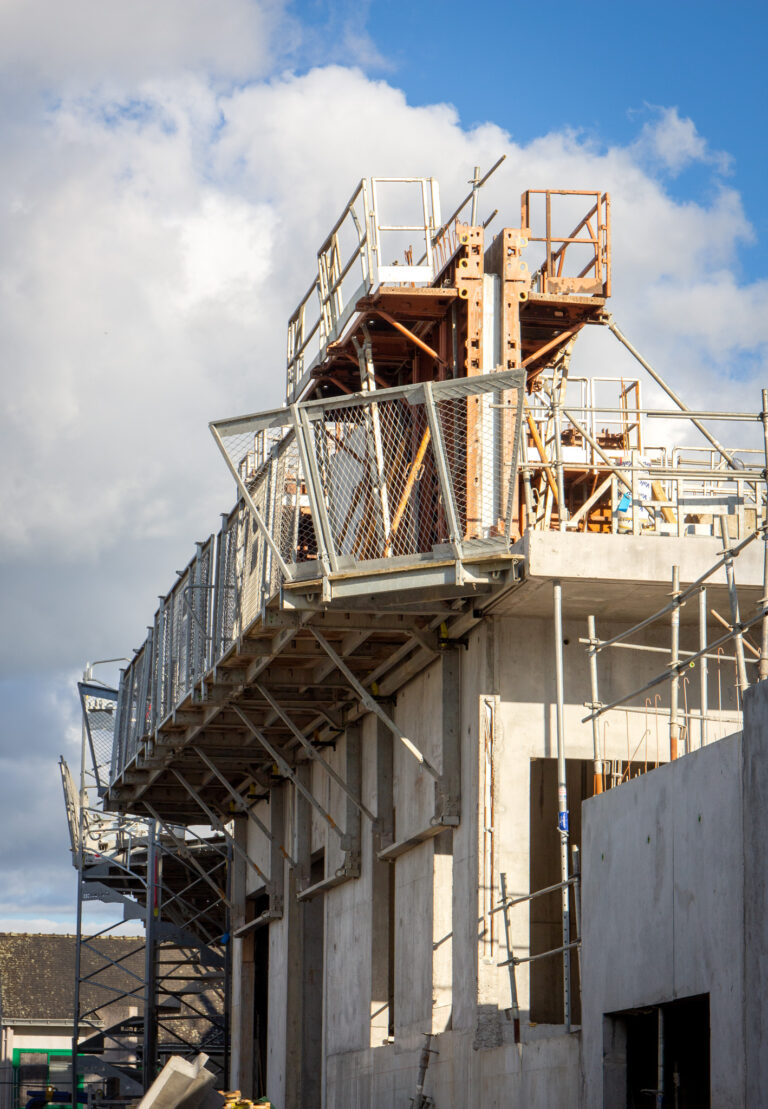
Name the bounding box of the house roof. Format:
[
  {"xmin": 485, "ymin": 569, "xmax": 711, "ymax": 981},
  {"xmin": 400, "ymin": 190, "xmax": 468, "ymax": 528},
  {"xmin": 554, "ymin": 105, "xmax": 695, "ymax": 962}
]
[{"xmin": 0, "ymin": 933, "xmax": 144, "ymax": 1022}]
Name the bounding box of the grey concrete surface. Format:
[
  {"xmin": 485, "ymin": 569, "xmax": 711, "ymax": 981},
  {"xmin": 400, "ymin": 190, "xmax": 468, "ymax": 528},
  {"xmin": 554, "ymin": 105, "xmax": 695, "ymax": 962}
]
[
  {"xmin": 225, "ymin": 532, "xmax": 764, "ymax": 1107},
  {"xmin": 582, "ymin": 690, "xmax": 768, "ymax": 1107}
]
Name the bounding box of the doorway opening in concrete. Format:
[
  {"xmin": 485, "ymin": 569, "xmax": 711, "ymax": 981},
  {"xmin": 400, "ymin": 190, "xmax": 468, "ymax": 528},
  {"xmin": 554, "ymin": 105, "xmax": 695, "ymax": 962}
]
[
  {"xmin": 301, "ymin": 851, "xmax": 325, "ymax": 1108},
  {"xmin": 529, "ymin": 758, "xmax": 593, "ymax": 1024},
  {"xmin": 604, "ymin": 994, "xmax": 710, "ymax": 1108},
  {"xmin": 251, "ymin": 892, "xmax": 270, "ymax": 1098},
  {"xmin": 529, "ymin": 756, "xmax": 659, "ymax": 1024}
]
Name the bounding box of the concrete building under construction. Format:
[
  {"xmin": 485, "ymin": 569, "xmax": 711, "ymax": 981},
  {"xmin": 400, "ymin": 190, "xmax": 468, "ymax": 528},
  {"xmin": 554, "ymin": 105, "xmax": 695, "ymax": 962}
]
[{"xmin": 64, "ymin": 169, "xmax": 768, "ymax": 1107}]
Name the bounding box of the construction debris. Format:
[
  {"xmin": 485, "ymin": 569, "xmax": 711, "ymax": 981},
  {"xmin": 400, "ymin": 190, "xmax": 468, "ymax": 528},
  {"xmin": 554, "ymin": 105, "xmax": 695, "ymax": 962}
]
[{"xmin": 136, "ymin": 1054, "xmax": 223, "ymax": 1109}]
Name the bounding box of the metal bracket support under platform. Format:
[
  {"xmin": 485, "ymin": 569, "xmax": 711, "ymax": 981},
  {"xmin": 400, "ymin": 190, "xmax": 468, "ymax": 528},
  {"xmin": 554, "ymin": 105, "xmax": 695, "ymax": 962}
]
[{"xmin": 309, "ymin": 627, "xmax": 441, "ymax": 780}]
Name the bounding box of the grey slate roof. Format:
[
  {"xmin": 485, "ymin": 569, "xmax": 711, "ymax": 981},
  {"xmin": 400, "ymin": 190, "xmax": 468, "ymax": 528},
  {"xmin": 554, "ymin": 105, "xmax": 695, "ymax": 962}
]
[{"xmin": 0, "ymin": 933, "xmax": 145, "ymax": 1022}]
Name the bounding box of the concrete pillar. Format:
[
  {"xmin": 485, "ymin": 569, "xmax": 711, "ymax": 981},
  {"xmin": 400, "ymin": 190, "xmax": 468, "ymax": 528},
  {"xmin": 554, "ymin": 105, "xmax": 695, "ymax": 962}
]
[
  {"xmin": 345, "ymin": 724, "xmax": 362, "ymax": 873},
  {"xmin": 284, "ymin": 769, "xmax": 310, "ymax": 1109},
  {"xmin": 229, "ymin": 816, "xmax": 255, "ymax": 1097},
  {"xmin": 432, "ymin": 830, "xmax": 453, "ymax": 1032},
  {"xmin": 433, "ymin": 649, "xmax": 460, "ymax": 1031},
  {"xmin": 370, "ymin": 718, "xmax": 393, "ymax": 1044}
]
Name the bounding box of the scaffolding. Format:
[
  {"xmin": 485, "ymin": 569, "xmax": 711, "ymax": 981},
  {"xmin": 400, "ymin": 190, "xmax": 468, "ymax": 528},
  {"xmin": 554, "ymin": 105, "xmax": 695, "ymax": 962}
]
[
  {"xmin": 61, "ymin": 673, "xmax": 229, "ymax": 1105},
  {"xmin": 72, "ymin": 167, "xmax": 768, "ymax": 1104}
]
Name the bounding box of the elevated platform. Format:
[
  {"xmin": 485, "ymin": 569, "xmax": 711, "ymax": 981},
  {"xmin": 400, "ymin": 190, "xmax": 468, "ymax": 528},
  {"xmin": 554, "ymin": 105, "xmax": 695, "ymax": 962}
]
[
  {"xmin": 102, "ymin": 171, "xmax": 766, "ymax": 829},
  {"xmin": 106, "ymin": 525, "xmax": 766, "ymax": 822}
]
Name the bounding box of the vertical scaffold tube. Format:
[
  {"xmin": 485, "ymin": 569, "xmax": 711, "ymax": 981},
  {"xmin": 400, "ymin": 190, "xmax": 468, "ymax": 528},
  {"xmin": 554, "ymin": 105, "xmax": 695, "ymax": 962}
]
[
  {"xmin": 587, "ymin": 615, "xmax": 603, "ymax": 793},
  {"xmin": 760, "ymin": 388, "xmax": 768, "ymax": 682},
  {"xmin": 719, "ymin": 516, "xmax": 749, "ymax": 695},
  {"xmin": 699, "ymin": 587, "xmax": 708, "ymax": 746},
  {"xmin": 142, "ymin": 821, "xmax": 159, "ymax": 1090},
  {"xmin": 552, "ymin": 580, "xmax": 571, "ymax": 1030},
  {"xmin": 670, "ymin": 566, "xmax": 681, "ymax": 760}
]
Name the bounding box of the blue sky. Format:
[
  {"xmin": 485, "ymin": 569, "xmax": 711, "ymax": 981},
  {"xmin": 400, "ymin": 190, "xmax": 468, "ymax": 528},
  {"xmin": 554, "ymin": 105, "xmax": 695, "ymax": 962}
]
[
  {"xmin": 0, "ymin": 0, "xmax": 765, "ymax": 932},
  {"xmin": 321, "ymin": 0, "xmax": 768, "ymax": 269}
]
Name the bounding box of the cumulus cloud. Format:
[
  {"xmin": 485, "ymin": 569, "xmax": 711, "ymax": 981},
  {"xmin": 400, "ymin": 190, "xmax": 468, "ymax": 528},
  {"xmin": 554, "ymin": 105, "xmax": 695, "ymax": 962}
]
[
  {"xmin": 0, "ymin": 20, "xmax": 766, "ymax": 926},
  {"xmin": 0, "ymin": 0, "xmax": 286, "ymax": 87},
  {"xmin": 631, "ymin": 105, "xmax": 733, "ymax": 177},
  {"xmin": 2, "ymin": 66, "xmax": 766, "ymax": 663}
]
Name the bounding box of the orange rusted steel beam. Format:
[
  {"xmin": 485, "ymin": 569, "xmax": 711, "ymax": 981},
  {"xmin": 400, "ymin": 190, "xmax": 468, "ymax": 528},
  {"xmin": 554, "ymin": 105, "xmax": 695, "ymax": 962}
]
[
  {"xmin": 384, "ymin": 426, "xmax": 431, "ymax": 555},
  {"xmin": 369, "ymin": 308, "xmax": 448, "ymax": 367},
  {"xmin": 650, "ymin": 480, "xmax": 677, "ymax": 525},
  {"xmin": 522, "ymin": 326, "xmax": 581, "ymax": 370},
  {"xmin": 525, "ymin": 409, "xmax": 559, "ymax": 502},
  {"xmin": 326, "ymin": 373, "xmax": 354, "ymax": 394}
]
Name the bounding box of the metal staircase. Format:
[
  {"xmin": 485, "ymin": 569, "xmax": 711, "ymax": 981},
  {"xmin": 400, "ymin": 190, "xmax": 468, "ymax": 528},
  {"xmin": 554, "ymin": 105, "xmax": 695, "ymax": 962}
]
[{"xmin": 60, "ymin": 679, "xmax": 229, "ymax": 1105}]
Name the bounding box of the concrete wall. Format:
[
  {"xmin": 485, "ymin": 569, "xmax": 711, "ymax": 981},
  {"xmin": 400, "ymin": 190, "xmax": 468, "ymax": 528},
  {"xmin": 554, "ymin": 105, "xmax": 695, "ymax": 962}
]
[
  {"xmin": 742, "ymin": 678, "xmax": 768, "ymax": 1106},
  {"xmin": 581, "ymin": 677, "xmax": 768, "ymax": 1107},
  {"xmin": 227, "ymin": 551, "xmax": 761, "ymax": 1108}
]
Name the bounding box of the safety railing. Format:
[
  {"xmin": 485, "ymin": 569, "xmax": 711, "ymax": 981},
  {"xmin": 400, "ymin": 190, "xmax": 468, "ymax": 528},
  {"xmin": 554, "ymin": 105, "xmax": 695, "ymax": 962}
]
[
  {"xmin": 582, "ymin": 521, "xmax": 768, "ymax": 778},
  {"xmin": 286, "ymin": 177, "xmax": 442, "ymax": 402},
  {"xmin": 213, "ymin": 370, "xmax": 525, "ymax": 576},
  {"xmin": 521, "ymin": 189, "xmax": 611, "ymax": 297},
  {"xmin": 78, "ymin": 682, "xmax": 118, "ymax": 796},
  {"xmin": 521, "ymin": 379, "xmax": 768, "ymax": 539},
  {"xmin": 110, "ymin": 372, "xmax": 525, "ymax": 782},
  {"xmin": 494, "ymin": 853, "xmax": 582, "ymax": 1038},
  {"xmin": 153, "ymin": 536, "xmax": 216, "ymax": 725}
]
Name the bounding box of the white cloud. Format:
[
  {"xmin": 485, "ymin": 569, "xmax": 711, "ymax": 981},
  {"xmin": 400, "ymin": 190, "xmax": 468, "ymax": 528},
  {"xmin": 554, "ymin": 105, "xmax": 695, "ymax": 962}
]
[
  {"xmin": 0, "ymin": 0, "xmax": 286, "ymax": 87},
  {"xmin": 0, "ymin": 28, "xmax": 766, "ymax": 925},
  {"xmin": 632, "ymin": 105, "xmax": 733, "ymax": 177},
  {"xmin": 1, "ymin": 66, "xmax": 765, "ymax": 611}
]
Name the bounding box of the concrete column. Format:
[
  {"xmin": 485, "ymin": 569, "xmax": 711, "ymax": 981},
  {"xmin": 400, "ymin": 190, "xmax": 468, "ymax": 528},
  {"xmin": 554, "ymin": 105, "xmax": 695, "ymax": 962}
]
[
  {"xmin": 432, "ymin": 830, "xmax": 453, "ymax": 1032},
  {"xmin": 437, "ymin": 647, "xmax": 461, "ymax": 824},
  {"xmin": 284, "ymin": 770, "xmax": 310, "ymax": 1109},
  {"xmin": 344, "ymin": 724, "xmax": 362, "ymax": 873},
  {"xmin": 229, "ymin": 815, "xmax": 255, "ymax": 1097},
  {"xmin": 370, "ymin": 718, "xmax": 393, "ymax": 1044},
  {"xmin": 269, "ymin": 785, "xmax": 286, "ymax": 917}
]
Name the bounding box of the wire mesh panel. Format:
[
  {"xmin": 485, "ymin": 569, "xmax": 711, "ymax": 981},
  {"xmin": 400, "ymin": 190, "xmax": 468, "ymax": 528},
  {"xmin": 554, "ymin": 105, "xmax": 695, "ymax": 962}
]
[
  {"xmin": 307, "ymin": 395, "xmax": 440, "ymax": 559},
  {"xmin": 273, "ymin": 431, "xmax": 317, "ymax": 568},
  {"xmin": 113, "ymin": 636, "xmax": 153, "ymax": 779},
  {"xmin": 240, "ymin": 467, "xmax": 270, "ymax": 629},
  {"xmin": 79, "ymin": 682, "xmax": 119, "ymax": 794},
  {"xmin": 213, "ymin": 507, "xmax": 242, "ymax": 658},
  {"xmin": 434, "ymin": 376, "xmax": 524, "ymax": 542},
  {"xmin": 211, "ymin": 414, "xmax": 318, "ymax": 582},
  {"xmin": 302, "ymin": 371, "xmax": 525, "ymax": 560},
  {"xmin": 188, "ymin": 537, "xmax": 214, "ymax": 683},
  {"xmin": 169, "ymin": 566, "xmax": 190, "ymax": 708},
  {"xmin": 154, "ymin": 597, "xmax": 171, "ymax": 726}
]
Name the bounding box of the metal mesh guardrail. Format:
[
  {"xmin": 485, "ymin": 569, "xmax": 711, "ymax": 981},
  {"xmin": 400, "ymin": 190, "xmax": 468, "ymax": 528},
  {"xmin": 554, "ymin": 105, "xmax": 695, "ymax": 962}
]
[
  {"xmin": 78, "ymin": 682, "xmax": 119, "ymax": 795},
  {"xmin": 286, "ymin": 177, "xmax": 441, "ymax": 402},
  {"xmin": 111, "ymin": 371, "xmax": 524, "ymax": 782},
  {"xmin": 211, "ymin": 370, "xmax": 525, "ymax": 575},
  {"xmin": 300, "ymin": 374, "xmax": 525, "ymax": 562}
]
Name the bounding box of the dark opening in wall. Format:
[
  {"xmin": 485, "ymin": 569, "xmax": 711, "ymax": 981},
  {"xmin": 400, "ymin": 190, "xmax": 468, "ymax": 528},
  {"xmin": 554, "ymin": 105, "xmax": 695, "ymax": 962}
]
[
  {"xmin": 604, "ymin": 994, "xmax": 710, "ymax": 1108},
  {"xmin": 529, "ymin": 757, "xmax": 592, "ymax": 1025},
  {"xmin": 529, "ymin": 756, "xmax": 655, "ymax": 1025}
]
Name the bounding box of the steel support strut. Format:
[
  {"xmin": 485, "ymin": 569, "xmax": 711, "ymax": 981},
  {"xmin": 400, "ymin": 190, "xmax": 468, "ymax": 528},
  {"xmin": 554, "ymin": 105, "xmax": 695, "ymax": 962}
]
[
  {"xmin": 252, "ymin": 682, "xmax": 377, "ymax": 823},
  {"xmin": 231, "ymin": 705, "xmax": 348, "ymax": 843},
  {"xmin": 192, "ymin": 747, "xmax": 297, "ymax": 866},
  {"xmin": 172, "ymin": 770, "xmax": 272, "ymax": 887},
  {"xmin": 309, "ymin": 627, "xmax": 441, "ymax": 780}
]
